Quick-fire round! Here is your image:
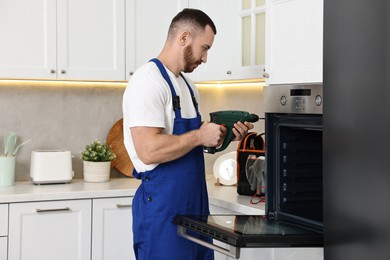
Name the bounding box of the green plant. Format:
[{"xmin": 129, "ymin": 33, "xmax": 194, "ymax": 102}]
[{"xmin": 81, "ymin": 140, "xmax": 116, "ymax": 162}]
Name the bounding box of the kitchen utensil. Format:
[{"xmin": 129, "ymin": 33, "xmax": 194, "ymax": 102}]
[
  {"xmin": 4, "ymin": 132, "xmax": 17, "ymax": 156},
  {"xmin": 12, "ymin": 138, "xmax": 32, "ymax": 156},
  {"xmin": 106, "ymin": 118, "xmax": 134, "ymax": 177}
]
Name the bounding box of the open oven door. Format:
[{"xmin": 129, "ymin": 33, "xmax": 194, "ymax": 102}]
[{"xmin": 173, "ymin": 214, "xmax": 323, "ymax": 259}]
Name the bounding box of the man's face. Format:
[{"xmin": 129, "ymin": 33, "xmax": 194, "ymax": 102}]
[{"xmin": 183, "ymin": 25, "xmax": 215, "ymax": 73}]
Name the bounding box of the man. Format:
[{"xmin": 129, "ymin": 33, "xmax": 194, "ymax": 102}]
[{"xmin": 123, "ymin": 8, "xmax": 253, "ymax": 260}]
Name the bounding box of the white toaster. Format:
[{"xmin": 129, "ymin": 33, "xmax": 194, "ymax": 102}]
[{"xmin": 30, "ymin": 150, "xmax": 74, "ymax": 184}]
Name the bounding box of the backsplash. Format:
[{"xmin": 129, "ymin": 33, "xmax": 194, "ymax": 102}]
[{"xmin": 0, "ymin": 81, "xmax": 264, "ymax": 181}]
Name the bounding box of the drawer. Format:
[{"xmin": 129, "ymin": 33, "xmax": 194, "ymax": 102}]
[{"xmin": 0, "ymin": 204, "xmax": 8, "ymax": 236}]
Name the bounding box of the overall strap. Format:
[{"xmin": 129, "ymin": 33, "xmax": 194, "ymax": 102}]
[
  {"xmin": 180, "ymin": 73, "xmax": 200, "ymax": 116},
  {"xmin": 150, "ymin": 58, "xmax": 200, "ymax": 117},
  {"xmin": 149, "ymin": 58, "xmax": 181, "ymax": 119}
]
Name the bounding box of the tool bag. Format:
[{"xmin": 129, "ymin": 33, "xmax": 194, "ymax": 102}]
[{"xmin": 236, "ymin": 132, "xmax": 265, "ymax": 196}]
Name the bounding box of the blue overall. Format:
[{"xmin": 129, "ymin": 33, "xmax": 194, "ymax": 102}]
[{"xmin": 132, "ymin": 58, "xmax": 214, "ymax": 260}]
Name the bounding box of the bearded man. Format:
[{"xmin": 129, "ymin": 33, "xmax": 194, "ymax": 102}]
[{"xmin": 123, "ymin": 8, "xmax": 253, "ymax": 260}]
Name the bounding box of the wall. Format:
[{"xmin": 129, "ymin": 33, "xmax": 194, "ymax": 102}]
[{"xmin": 0, "ymin": 81, "xmax": 264, "ymax": 181}]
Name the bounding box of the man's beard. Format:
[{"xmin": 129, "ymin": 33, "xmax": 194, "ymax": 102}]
[{"xmin": 183, "ymin": 45, "xmax": 201, "ymax": 73}]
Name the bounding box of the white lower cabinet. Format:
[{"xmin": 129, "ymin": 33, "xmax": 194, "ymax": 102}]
[
  {"xmin": 8, "ymin": 200, "xmax": 92, "ymax": 260},
  {"xmin": 92, "ymin": 197, "xmax": 134, "ymax": 260},
  {"xmin": 0, "ymin": 204, "xmax": 8, "ymax": 260},
  {"xmin": 0, "ymin": 237, "xmax": 7, "ymax": 260}
]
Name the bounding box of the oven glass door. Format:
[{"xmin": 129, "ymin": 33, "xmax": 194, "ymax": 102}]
[{"xmin": 173, "ymin": 214, "xmax": 323, "ymax": 248}]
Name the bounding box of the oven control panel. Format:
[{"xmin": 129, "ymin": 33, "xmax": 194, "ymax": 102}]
[{"xmin": 264, "ymin": 84, "xmax": 323, "ymax": 114}]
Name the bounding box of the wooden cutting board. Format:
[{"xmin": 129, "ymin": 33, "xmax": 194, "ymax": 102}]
[{"xmin": 106, "ymin": 118, "xmax": 134, "ymax": 177}]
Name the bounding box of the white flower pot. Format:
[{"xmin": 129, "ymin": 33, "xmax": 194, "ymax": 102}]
[{"xmin": 83, "ymin": 161, "xmax": 111, "ymax": 183}]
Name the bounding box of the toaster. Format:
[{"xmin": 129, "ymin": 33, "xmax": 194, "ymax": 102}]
[{"xmin": 30, "ymin": 150, "xmax": 74, "ymax": 184}]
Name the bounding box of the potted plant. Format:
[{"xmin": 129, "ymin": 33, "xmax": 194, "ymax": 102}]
[{"xmin": 81, "ymin": 140, "xmax": 116, "ymax": 182}]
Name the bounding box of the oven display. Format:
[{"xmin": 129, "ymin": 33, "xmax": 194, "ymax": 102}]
[{"xmin": 290, "ymin": 89, "xmax": 311, "ymax": 96}]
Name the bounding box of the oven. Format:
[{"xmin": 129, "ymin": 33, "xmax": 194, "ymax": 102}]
[
  {"xmin": 264, "ymin": 84, "xmax": 323, "ymax": 231},
  {"xmin": 173, "ymin": 84, "xmax": 323, "ymax": 259}
]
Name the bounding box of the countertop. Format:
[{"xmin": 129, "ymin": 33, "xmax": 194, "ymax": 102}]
[{"xmin": 0, "ymin": 175, "xmax": 265, "ymax": 214}]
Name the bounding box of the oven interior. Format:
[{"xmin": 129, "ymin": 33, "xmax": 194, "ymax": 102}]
[{"xmin": 266, "ymin": 113, "xmax": 323, "ymax": 231}]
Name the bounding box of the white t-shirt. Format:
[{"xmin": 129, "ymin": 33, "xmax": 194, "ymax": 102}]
[{"xmin": 122, "ymin": 61, "xmax": 201, "ymax": 173}]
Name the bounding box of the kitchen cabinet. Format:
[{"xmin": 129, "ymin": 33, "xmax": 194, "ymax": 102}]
[
  {"xmin": 190, "ymin": 0, "xmax": 265, "ymax": 81},
  {"xmin": 8, "ymin": 200, "xmax": 92, "ymax": 260},
  {"xmin": 125, "ymin": 0, "xmax": 188, "ymax": 80},
  {"xmin": 0, "ymin": 237, "xmax": 6, "ymax": 260},
  {"xmin": 264, "ymin": 0, "xmax": 323, "ymax": 85},
  {"xmin": 189, "ymin": 0, "xmax": 238, "ymax": 81},
  {"xmin": 92, "ymin": 197, "xmax": 134, "ymax": 260},
  {"xmin": 126, "ymin": 0, "xmax": 262, "ymax": 82},
  {"xmin": 0, "ymin": 204, "xmax": 7, "ymax": 260},
  {"xmin": 0, "ymin": 0, "xmax": 125, "ymax": 81}
]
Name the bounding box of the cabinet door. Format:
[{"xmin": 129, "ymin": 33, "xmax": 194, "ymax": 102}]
[
  {"xmin": 189, "ymin": 0, "xmax": 238, "ymax": 81},
  {"xmin": 273, "ymin": 248, "xmax": 323, "ymax": 260},
  {"xmin": 9, "ymin": 200, "xmax": 91, "ymax": 260},
  {"xmin": 92, "ymin": 197, "xmax": 134, "ymax": 260},
  {"xmin": 126, "ymin": 0, "xmax": 188, "ymax": 80},
  {"xmin": 0, "ymin": 204, "xmax": 7, "ymax": 236},
  {"xmin": 57, "ymin": 0, "xmax": 126, "ymax": 80},
  {"xmin": 236, "ymin": 0, "xmax": 266, "ymax": 80},
  {"xmin": 0, "ymin": 237, "xmax": 7, "ymax": 260},
  {"xmin": 265, "ymin": 0, "xmax": 323, "ymax": 85},
  {"xmin": 0, "ymin": 0, "xmax": 57, "ymax": 79}
]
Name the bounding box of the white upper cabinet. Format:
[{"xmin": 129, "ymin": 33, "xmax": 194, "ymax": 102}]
[
  {"xmin": 126, "ymin": 0, "xmax": 188, "ymax": 80},
  {"xmin": 0, "ymin": 0, "xmax": 57, "ymax": 79},
  {"xmin": 265, "ymin": 0, "xmax": 323, "ymax": 85},
  {"xmin": 57, "ymin": 0, "xmax": 125, "ymax": 81},
  {"xmin": 189, "ymin": 0, "xmax": 237, "ymax": 82},
  {"xmin": 189, "ymin": 0, "xmax": 265, "ymax": 82},
  {"xmin": 0, "ymin": 0, "xmax": 125, "ymax": 81}
]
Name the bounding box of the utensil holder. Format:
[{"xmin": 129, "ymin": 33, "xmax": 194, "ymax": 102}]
[{"xmin": 0, "ymin": 156, "xmax": 16, "ymax": 187}]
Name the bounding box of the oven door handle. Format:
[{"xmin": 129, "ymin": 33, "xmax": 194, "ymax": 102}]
[{"xmin": 177, "ymin": 226, "xmax": 241, "ymax": 259}]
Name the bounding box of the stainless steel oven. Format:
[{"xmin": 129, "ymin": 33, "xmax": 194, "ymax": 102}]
[
  {"xmin": 173, "ymin": 84, "xmax": 323, "ymax": 259},
  {"xmin": 264, "ymin": 84, "xmax": 323, "ymax": 231}
]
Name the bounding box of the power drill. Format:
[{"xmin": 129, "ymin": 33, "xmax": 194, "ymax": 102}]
[{"xmin": 203, "ymin": 110, "xmax": 260, "ymax": 154}]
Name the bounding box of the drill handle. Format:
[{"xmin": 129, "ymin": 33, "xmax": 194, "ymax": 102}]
[{"xmin": 203, "ymin": 146, "xmax": 216, "ymax": 154}]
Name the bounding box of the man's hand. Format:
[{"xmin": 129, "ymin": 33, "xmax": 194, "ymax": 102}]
[
  {"xmin": 198, "ymin": 121, "xmax": 226, "ymax": 147},
  {"xmin": 232, "ymin": 121, "xmax": 254, "ymax": 141}
]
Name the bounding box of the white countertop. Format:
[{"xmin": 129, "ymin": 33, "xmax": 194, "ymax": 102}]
[
  {"xmin": 0, "ymin": 175, "xmax": 265, "ymax": 215},
  {"xmin": 0, "ymin": 178, "xmax": 141, "ymax": 203}
]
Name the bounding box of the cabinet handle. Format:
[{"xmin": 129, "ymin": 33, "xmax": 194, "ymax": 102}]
[
  {"xmin": 263, "ymin": 72, "xmax": 270, "ymax": 78},
  {"xmin": 36, "ymin": 207, "xmax": 71, "ymax": 213},
  {"xmin": 116, "ymin": 204, "xmax": 131, "ymax": 208},
  {"xmin": 50, "ymin": 69, "xmax": 56, "ymax": 74},
  {"xmin": 226, "ymin": 70, "xmax": 232, "ymax": 75},
  {"xmin": 61, "ymin": 70, "xmax": 66, "ymax": 74},
  {"xmin": 129, "ymin": 71, "xmax": 134, "ymax": 76}
]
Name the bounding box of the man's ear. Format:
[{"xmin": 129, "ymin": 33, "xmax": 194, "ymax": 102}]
[{"xmin": 179, "ymin": 31, "xmax": 191, "ymax": 46}]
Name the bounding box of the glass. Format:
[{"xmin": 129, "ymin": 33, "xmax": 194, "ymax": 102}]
[
  {"xmin": 256, "ymin": 0, "xmax": 266, "ymax": 6},
  {"xmin": 242, "ymin": 16, "xmax": 251, "ymax": 66},
  {"xmin": 255, "ymin": 12, "xmax": 266, "ymax": 65},
  {"xmin": 242, "ymin": 0, "xmax": 251, "ymax": 10}
]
